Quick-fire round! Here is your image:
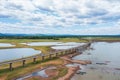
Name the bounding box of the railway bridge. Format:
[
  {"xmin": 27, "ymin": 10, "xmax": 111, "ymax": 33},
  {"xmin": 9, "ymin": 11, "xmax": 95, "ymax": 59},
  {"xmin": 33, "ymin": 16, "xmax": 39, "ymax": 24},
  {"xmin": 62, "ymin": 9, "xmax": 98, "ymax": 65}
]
[{"xmin": 0, "ymin": 42, "xmax": 91, "ymax": 71}]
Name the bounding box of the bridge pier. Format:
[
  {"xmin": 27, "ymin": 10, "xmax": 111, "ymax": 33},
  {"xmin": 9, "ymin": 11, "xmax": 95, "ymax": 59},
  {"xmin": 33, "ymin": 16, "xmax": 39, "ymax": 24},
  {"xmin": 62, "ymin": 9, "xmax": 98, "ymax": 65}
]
[
  {"xmin": 70, "ymin": 49, "xmax": 72, "ymax": 53},
  {"xmin": 61, "ymin": 52, "xmax": 63, "ymax": 55},
  {"xmin": 22, "ymin": 60, "xmax": 26, "ymax": 67},
  {"xmin": 42, "ymin": 56, "xmax": 44, "ymax": 61},
  {"xmin": 69, "ymin": 49, "xmax": 71, "ymax": 53},
  {"xmin": 62, "ymin": 51, "xmax": 65, "ymax": 55},
  {"xmin": 9, "ymin": 63, "xmax": 13, "ymax": 71},
  {"xmin": 67, "ymin": 50, "xmax": 69, "ymax": 54},
  {"xmin": 49, "ymin": 54, "xmax": 52, "ymax": 59},
  {"xmin": 63, "ymin": 51, "xmax": 65, "ymax": 55},
  {"xmin": 33, "ymin": 57, "xmax": 36, "ymax": 63},
  {"xmin": 65, "ymin": 51, "xmax": 68, "ymax": 54},
  {"xmin": 72, "ymin": 48, "xmax": 75, "ymax": 52},
  {"xmin": 71, "ymin": 49, "xmax": 73, "ymax": 53},
  {"xmin": 56, "ymin": 53, "xmax": 58, "ymax": 57}
]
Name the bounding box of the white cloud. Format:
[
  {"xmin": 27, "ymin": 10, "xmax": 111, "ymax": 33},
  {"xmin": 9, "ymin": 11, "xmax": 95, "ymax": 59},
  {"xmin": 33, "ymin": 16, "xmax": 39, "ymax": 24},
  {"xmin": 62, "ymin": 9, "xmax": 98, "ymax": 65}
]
[{"xmin": 0, "ymin": 0, "xmax": 120, "ymax": 34}]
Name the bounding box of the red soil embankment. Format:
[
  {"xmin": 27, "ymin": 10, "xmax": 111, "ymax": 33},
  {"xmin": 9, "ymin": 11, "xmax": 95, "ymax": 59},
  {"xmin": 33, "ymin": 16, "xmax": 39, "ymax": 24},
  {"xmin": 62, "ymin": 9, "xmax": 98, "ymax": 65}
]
[
  {"xmin": 58, "ymin": 52, "xmax": 91, "ymax": 80},
  {"xmin": 60, "ymin": 53, "xmax": 92, "ymax": 65},
  {"xmin": 58, "ymin": 66, "xmax": 80, "ymax": 80}
]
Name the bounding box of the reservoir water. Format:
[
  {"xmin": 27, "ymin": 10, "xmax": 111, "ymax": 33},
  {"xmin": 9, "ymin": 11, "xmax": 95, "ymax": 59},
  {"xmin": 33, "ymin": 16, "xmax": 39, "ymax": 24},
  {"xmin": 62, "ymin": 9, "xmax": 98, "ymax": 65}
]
[
  {"xmin": 55, "ymin": 42, "xmax": 86, "ymax": 46},
  {"xmin": 23, "ymin": 42, "xmax": 85, "ymax": 47},
  {"xmin": 17, "ymin": 66, "xmax": 57, "ymax": 80},
  {"xmin": 0, "ymin": 48, "xmax": 41, "ymax": 62},
  {"xmin": 51, "ymin": 45, "xmax": 78, "ymax": 50},
  {"xmin": 25, "ymin": 42, "xmax": 62, "ymax": 46},
  {"xmin": 71, "ymin": 42, "xmax": 120, "ymax": 80},
  {"xmin": 51, "ymin": 43, "xmax": 86, "ymax": 50},
  {"xmin": 0, "ymin": 43, "xmax": 15, "ymax": 47}
]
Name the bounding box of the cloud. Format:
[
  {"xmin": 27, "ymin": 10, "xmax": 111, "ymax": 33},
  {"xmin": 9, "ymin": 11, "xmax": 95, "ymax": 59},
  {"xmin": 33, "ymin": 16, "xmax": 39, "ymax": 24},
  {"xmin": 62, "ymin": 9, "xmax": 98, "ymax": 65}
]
[{"xmin": 0, "ymin": 0, "xmax": 120, "ymax": 34}]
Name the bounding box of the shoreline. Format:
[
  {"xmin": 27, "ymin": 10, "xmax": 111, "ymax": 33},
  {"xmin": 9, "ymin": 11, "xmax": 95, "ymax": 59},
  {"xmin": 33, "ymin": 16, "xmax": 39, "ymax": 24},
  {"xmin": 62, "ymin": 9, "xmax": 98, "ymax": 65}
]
[
  {"xmin": 10, "ymin": 43, "xmax": 91, "ymax": 80},
  {"xmin": 18, "ymin": 51, "xmax": 91, "ymax": 80},
  {"xmin": 0, "ymin": 38, "xmax": 120, "ymax": 80},
  {"xmin": 26, "ymin": 44, "xmax": 91, "ymax": 80},
  {"xmin": 58, "ymin": 52, "xmax": 91, "ymax": 80}
]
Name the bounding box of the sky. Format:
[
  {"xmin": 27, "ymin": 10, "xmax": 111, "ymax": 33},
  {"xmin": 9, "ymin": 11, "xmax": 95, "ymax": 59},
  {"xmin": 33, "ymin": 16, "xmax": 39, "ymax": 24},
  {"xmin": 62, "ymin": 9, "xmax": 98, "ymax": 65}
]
[{"xmin": 0, "ymin": 0, "xmax": 120, "ymax": 35}]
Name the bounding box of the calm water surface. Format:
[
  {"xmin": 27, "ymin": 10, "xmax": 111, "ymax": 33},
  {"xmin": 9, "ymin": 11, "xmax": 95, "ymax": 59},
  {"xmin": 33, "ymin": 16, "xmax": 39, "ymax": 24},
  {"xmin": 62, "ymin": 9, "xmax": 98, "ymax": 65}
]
[
  {"xmin": 17, "ymin": 66, "xmax": 57, "ymax": 80},
  {"xmin": 51, "ymin": 45, "xmax": 78, "ymax": 50},
  {"xmin": 71, "ymin": 42, "xmax": 120, "ymax": 80},
  {"xmin": 26, "ymin": 42, "xmax": 62, "ymax": 46},
  {"xmin": 24, "ymin": 42, "xmax": 85, "ymax": 47},
  {"xmin": 51, "ymin": 43, "xmax": 86, "ymax": 50},
  {"xmin": 0, "ymin": 48, "xmax": 41, "ymax": 62},
  {"xmin": 56, "ymin": 42, "xmax": 86, "ymax": 46},
  {"xmin": 0, "ymin": 43, "xmax": 15, "ymax": 47}
]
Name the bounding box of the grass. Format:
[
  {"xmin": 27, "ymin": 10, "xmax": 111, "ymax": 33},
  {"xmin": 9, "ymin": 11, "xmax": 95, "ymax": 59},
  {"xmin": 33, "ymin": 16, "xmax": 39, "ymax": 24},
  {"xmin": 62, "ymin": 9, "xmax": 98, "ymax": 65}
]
[
  {"xmin": 0, "ymin": 38, "xmax": 81, "ymax": 43},
  {"xmin": 0, "ymin": 58, "xmax": 64, "ymax": 80},
  {"xmin": 0, "ymin": 38, "xmax": 86, "ymax": 50},
  {"xmin": 0, "ymin": 38, "xmax": 68, "ymax": 80},
  {"xmin": 51, "ymin": 67, "xmax": 68, "ymax": 80},
  {"xmin": 31, "ymin": 46, "xmax": 52, "ymax": 54}
]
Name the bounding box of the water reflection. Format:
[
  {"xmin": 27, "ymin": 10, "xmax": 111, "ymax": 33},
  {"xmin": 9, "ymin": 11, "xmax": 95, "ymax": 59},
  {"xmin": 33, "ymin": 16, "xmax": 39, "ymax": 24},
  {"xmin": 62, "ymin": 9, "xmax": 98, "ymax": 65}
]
[
  {"xmin": 51, "ymin": 45, "xmax": 78, "ymax": 50},
  {"xmin": 71, "ymin": 42, "xmax": 120, "ymax": 80},
  {"xmin": 17, "ymin": 66, "xmax": 57, "ymax": 80},
  {"xmin": 0, "ymin": 48, "xmax": 41, "ymax": 62},
  {"xmin": 0, "ymin": 43, "xmax": 15, "ymax": 47},
  {"xmin": 17, "ymin": 69, "xmax": 48, "ymax": 80},
  {"xmin": 26, "ymin": 42, "xmax": 62, "ymax": 46}
]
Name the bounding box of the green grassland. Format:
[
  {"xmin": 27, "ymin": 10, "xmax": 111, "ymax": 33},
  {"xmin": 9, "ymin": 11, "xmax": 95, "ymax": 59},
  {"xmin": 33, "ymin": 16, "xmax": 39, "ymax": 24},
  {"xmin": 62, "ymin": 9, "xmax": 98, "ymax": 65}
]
[{"xmin": 0, "ymin": 38, "xmax": 84, "ymax": 43}]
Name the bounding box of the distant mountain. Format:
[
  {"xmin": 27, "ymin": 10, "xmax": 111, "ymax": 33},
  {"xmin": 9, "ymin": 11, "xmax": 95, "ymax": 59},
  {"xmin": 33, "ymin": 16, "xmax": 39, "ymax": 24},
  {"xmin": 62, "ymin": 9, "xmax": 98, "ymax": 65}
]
[
  {"xmin": 0, "ymin": 33, "xmax": 120, "ymax": 37},
  {"xmin": 0, "ymin": 33, "xmax": 45, "ymax": 37},
  {"xmin": 0, "ymin": 33, "xmax": 79, "ymax": 37}
]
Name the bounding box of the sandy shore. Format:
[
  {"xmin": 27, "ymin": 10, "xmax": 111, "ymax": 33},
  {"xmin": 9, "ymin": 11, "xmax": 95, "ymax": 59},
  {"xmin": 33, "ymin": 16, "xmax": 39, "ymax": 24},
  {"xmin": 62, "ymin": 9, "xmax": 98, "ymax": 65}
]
[
  {"xmin": 58, "ymin": 66, "xmax": 80, "ymax": 80},
  {"xmin": 57, "ymin": 52, "xmax": 91, "ymax": 80},
  {"xmin": 20, "ymin": 49, "xmax": 91, "ymax": 80},
  {"xmin": 24, "ymin": 67, "xmax": 58, "ymax": 80}
]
